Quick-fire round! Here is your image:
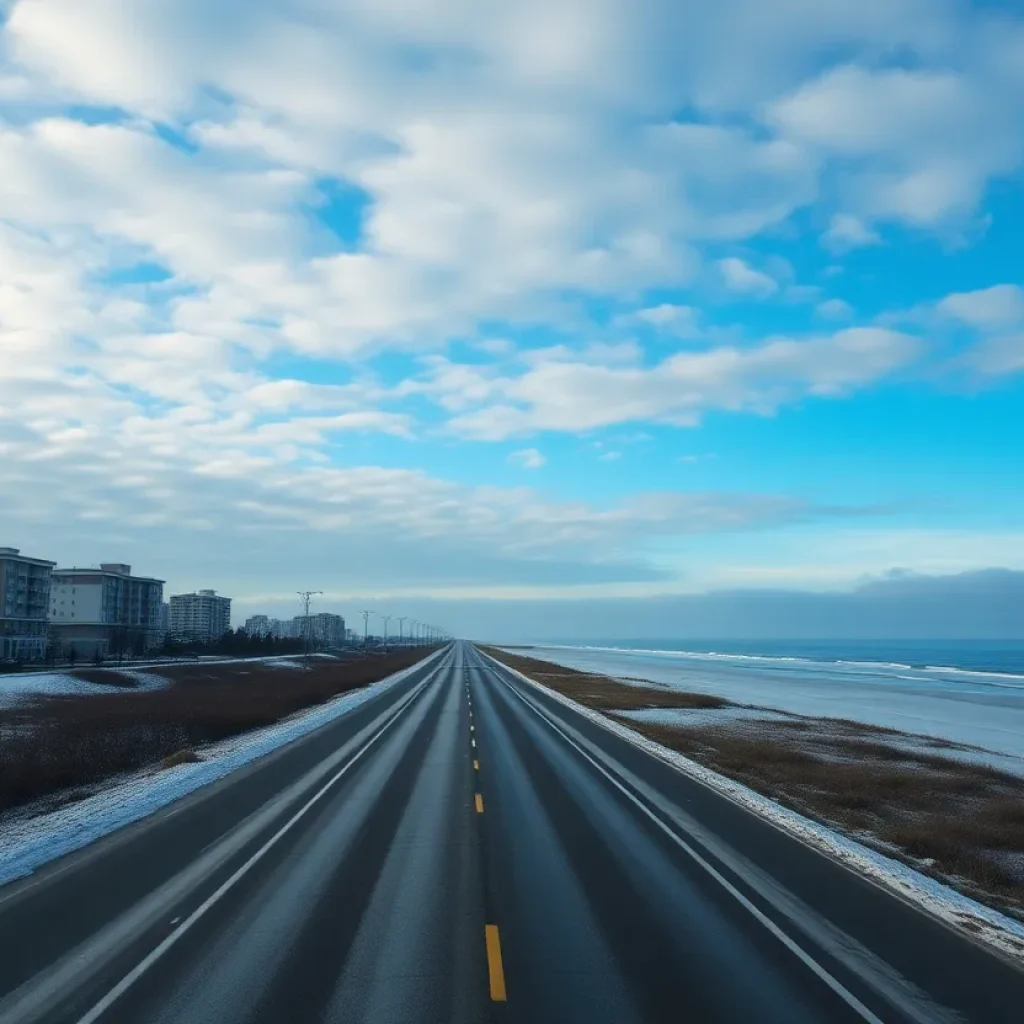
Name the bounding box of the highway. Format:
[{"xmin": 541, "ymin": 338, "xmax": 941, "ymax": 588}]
[{"xmin": 0, "ymin": 640, "xmax": 1022, "ymax": 1022}]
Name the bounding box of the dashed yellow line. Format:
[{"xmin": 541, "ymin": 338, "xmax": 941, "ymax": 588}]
[
  {"xmin": 473, "ymin": 759, "xmax": 480, "ymax": 771},
  {"xmin": 485, "ymin": 925, "xmax": 507, "ymax": 1001},
  {"xmin": 475, "ymin": 793, "xmax": 484, "ymax": 813}
]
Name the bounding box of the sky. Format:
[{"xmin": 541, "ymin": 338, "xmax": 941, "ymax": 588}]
[{"xmin": 0, "ymin": 0, "xmax": 1022, "ymax": 639}]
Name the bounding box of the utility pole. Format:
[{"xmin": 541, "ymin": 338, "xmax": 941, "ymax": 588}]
[
  {"xmin": 361, "ymin": 610, "xmax": 371, "ymax": 651},
  {"xmin": 297, "ymin": 591, "xmax": 323, "ymax": 668},
  {"xmin": 397, "ymin": 617, "xmax": 406, "ymax": 646},
  {"xmin": 382, "ymin": 615, "xmax": 391, "ymax": 652}
]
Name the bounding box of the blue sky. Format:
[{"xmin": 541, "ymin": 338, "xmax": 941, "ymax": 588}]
[{"xmin": 0, "ymin": 0, "xmax": 1022, "ymax": 635}]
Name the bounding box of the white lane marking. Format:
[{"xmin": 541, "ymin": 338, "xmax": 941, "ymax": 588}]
[
  {"xmin": 498, "ymin": 673, "xmax": 887, "ymax": 1024},
  {"xmin": 72, "ymin": 677, "xmax": 435, "ymax": 1024}
]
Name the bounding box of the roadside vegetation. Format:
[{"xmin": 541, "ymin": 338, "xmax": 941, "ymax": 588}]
[
  {"xmin": 484, "ymin": 646, "xmax": 1024, "ymax": 917},
  {"xmin": 0, "ymin": 648, "xmax": 434, "ymax": 815}
]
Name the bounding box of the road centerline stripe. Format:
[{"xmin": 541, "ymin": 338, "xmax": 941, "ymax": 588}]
[
  {"xmin": 475, "ymin": 793, "xmax": 484, "ymax": 813},
  {"xmin": 485, "ymin": 925, "xmax": 507, "ymax": 1002}
]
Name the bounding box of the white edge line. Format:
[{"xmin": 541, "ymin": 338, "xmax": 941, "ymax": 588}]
[
  {"xmin": 492, "ymin": 659, "xmax": 885, "ymax": 1024},
  {"xmin": 73, "ymin": 664, "xmax": 441, "ymax": 1024}
]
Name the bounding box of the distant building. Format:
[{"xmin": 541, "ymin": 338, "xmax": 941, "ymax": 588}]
[
  {"xmin": 293, "ymin": 613, "xmax": 346, "ymax": 648},
  {"xmin": 244, "ymin": 614, "xmax": 270, "ymax": 637},
  {"xmin": 169, "ymin": 590, "xmax": 232, "ymax": 643},
  {"xmin": 268, "ymin": 618, "xmax": 293, "ymax": 638},
  {"xmin": 50, "ymin": 563, "xmax": 165, "ymax": 658},
  {"xmin": 0, "ymin": 547, "xmax": 56, "ymax": 662}
]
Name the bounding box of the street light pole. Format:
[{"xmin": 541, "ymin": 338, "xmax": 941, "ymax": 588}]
[
  {"xmin": 361, "ymin": 610, "xmax": 371, "ymax": 651},
  {"xmin": 397, "ymin": 617, "xmax": 406, "ymax": 646},
  {"xmin": 383, "ymin": 615, "xmax": 391, "ymax": 652},
  {"xmin": 297, "ymin": 590, "xmax": 323, "ymax": 668}
]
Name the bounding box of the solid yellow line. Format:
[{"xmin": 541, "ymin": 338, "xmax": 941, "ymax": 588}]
[
  {"xmin": 475, "ymin": 793, "xmax": 484, "ymax": 813},
  {"xmin": 485, "ymin": 925, "xmax": 507, "ymax": 1001},
  {"xmin": 474, "ymin": 760, "xmax": 480, "ymax": 771}
]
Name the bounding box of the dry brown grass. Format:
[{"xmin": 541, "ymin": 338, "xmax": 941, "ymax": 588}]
[
  {"xmin": 0, "ymin": 648, "xmax": 435, "ymax": 814},
  {"xmin": 480, "ymin": 647, "xmax": 727, "ymax": 711},
  {"xmin": 161, "ymin": 749, "xmax": 202, "ymax": 769},
  {"xmin": 485, "ymin": 645, "xmax": 1024, "ymax": 915}
]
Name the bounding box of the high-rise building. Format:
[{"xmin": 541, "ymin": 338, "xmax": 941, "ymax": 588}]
[
  {"xmin": 292, "ymin": 613, "xmax": 346, "ymax": 648},
  {"xmin": 0, "ymin": 547, "xmax": 56, "ymax": 662},
  {"xmin": 49, "ymin": 563, "xmax": 165, "ymax": 658},
  {"xmin": 244, "ymin": 614, "xmax": 270, "ymax": 637},
  {"xmin": 268, "ymin": 618, "xmax": 293, "ymax": 638},
  {"xmin": 169, "ymin": 590, "xmax": 232, "ymax": 643}
]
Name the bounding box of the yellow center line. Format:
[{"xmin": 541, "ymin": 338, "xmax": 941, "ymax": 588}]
[
  {"xmin": 485, "ymin": 925, "xmax": 507, "ymax": 1001},
  {"xmin": 473, "ymin": 759, "xmax": 480, "ymax": 771},
  {"xmin": 475, "ymin": 793, "xmax": 484, "ymax": 813}
]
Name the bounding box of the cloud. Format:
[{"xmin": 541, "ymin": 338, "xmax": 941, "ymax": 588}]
[
  {"xmin": 937, "ymin": 284, "xmax": 1024, "ymax": 331},
  {"xmin": 447, "ymin": 327, "xmax": 920, "ymax": 438},
  {"xmin": 617, "ymin": 303, "xmax": 702, "ymax": 337},
  {"xmin": 507, "ymin": 447, "xmax": 546, "ymax": 469},
  {"xmin": 822, "ymin": 213, "xmax": 881, "ymax": 251},
  {"xmin": 769, "ymin": 62, "xmax": 1024, "ymax": 230},
  {"xmin": 816, "ymin": 298, "xmax": 853, "ymax": 320},
  {"xmin": 964, "ymin": 334, "xmax": 1024, "ymax": 377},
  {"xmin": 717, "ymin": 257, "xmax": 778, "ymax": 298}
]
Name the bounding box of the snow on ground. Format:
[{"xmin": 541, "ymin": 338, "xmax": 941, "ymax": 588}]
[
  {"xmin": 617, "ymin": 706, "xmax": 797, "ymax": 729},
  {"xmin": 0, "ymin": 669, "xmax": 170, "ymax": 706},
  {"xmin": 0, "ymin": 652, "xmax": 354, "ymax": 705},
  {"xmin": 0, "ymin": 649, "xmax": 445, "ymax": 887},
  {"xmin": 614, "ymin": 706, "xmax": 1024, "ymax": 777},
  {"xmin": 513, "ymin": 646, "xmax": 1024, "ymax": 765},
  {"xmin": 486, "ymin": 652, "xmax": 1024, "ymax": 964}
]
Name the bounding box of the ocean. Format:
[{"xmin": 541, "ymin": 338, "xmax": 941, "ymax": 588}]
[
  {"xmin": 534, "ymin": 639, "xmax": 1024, "ymax": 678},
  {"xmin": 519, "ymin": 639, "xmax": 1024, "ymax": 762}
]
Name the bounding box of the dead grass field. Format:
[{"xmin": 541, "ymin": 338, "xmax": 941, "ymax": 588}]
[
  {"xmin": 484, "ymin": 646, "xmax": 1024, "ymax": 916},
  {"xmin": 0, "ymin": 648, "xmax": 434, "ymax": 814},
  {"xmin": 479, "ymin": 647, "xmax": 727, "ymax": 711}
]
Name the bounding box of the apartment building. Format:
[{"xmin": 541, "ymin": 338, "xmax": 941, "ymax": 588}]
[
  {"xmin": 293, "ymin": 613, "xmax": 346, "ymax": 648},
  {"xmin": 49, "ymin": 563, "xmax": 165, "ymax": 658},
  {"xmin": 244, "ymin": 614, "xmax": 270, "ymax": 637},
  {"xmin": 0, "ymin": 547, "xmax": 56, "ymax": 662},
  {"xmin": 169, "ymin": 590, "xmax": 232, "ymax": 643}
]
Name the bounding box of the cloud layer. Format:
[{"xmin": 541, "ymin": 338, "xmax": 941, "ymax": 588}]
[{"xmin": 1, "ymin": 0, "xmax": 1023, "ymax": 611}]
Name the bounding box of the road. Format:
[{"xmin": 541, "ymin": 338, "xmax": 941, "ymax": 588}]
[{"xmin": 0, "ymin": 640, "xmax": 1021, "ymax": 1022}]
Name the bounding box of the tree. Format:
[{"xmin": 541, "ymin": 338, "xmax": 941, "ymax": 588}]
[{"xmin": 68, "ymin": 644, "xmax": 77, "ymax": 668}]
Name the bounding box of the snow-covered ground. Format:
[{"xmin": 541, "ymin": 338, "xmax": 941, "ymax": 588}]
[
  {"xmin": 0, "ymin": 668, "xmax": 171, "ymax": 706},
  {"xmin": 0, "ymin": 649, "xmax": 444, "ymax": 887},
  {"xmin": 0, "ymin": 654, "xmax": 345, "ymax": 706},
  {"xmin": 513, "ymin": 645, "xmax": 1024, "ymax": 764},
  {"xmin": 486, "ymin": 652, "xmax": 1024, "ymax": 965}
]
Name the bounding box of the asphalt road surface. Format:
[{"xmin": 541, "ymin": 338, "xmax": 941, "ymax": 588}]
[{"xmin": 1, "ymin": 640, "xmax": 1022, "ymax": 1023}]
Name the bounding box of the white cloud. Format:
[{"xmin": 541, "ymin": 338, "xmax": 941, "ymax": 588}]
[
  {"xmin": 938, "ymin": 284, "xmax": 1024, "ymax": 331},
  {"xmin": 963, "ymin": 334, "xmax": 1024, "ymax": 377},
  {"xmin": 717, "ymin": 257, "xmax": 778, "ymax": 298},
  {"xmin": 447, "ymin": 327, "xmax": 920, "ymax": 439},
  {"xmin": 822, "ymin": 214, "xmax": 881, "ymax": 251},
  {"xmin": 770, "ymin": 63, "xmax": 1024, "ymax": 230},
  {"xmin": 816, "ymin": 298, "xmax": 854, "ymax": 320},
  {"xmin": 618, "ymin": 303, "xmax": 701, "ymax": 337},
  {"xmin": 507, "ymin": 447, "xmax": 546, "ymax": 469}
]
